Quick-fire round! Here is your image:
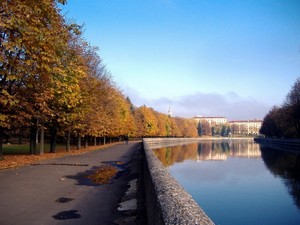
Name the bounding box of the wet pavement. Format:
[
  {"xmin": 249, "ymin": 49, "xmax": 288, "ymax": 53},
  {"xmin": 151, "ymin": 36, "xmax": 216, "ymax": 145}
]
[{"xmin": 0, "ymin": 142, "xmax": 146, "ymax": 225}]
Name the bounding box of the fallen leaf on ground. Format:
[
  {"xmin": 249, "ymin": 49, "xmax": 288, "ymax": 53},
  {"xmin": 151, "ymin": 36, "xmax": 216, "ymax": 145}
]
[
  {"xmin": 87, "ymin": 165, "xmax": 118, "ymax": 184},
  {"xmin": 0, "ymin": 144, "xmax": 118, "ymax": 170}
]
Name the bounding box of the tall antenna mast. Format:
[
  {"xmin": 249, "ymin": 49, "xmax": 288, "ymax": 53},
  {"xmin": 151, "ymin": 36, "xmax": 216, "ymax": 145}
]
[{"xmin": 168, "ymin": 101, "xmax": 173, "ymax": 117}]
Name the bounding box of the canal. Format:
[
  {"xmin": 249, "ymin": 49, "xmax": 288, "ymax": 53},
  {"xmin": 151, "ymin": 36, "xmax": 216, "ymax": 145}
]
[{"xmin": 153, "ymin": 139, "xmax": 300, "ymax": 225}]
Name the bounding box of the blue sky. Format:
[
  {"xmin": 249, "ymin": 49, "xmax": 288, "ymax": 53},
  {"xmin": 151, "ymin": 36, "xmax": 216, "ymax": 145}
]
[{"xmin": 61, "ymin": 0, "xmax": 300, "ymax": 120}]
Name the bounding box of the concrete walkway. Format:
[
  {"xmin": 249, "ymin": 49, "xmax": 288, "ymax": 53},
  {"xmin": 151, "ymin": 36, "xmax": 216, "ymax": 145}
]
[{"xmin": 0, "ymin": 142, "xmax": 146, "ymax": 225}]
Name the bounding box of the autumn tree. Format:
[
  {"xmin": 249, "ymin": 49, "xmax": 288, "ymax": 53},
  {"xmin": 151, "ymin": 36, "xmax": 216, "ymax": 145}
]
[
  {"xmin": 230, "ymin": 124, "xmax": 239, "ymax": 135},
  {"xmin": 126, "ymin": 96, "xmax": 136, "ymax": 114},
  {"xmin": 170, "ymin": 117, "xmax": 181, "ymax": 137},
  {"xmin": 185, "ymin": 119, "xmax": 198, "ymax": 137},
  {"xmin": 46, "ymin": 24, "xmax": 85, "ymax": 153},
  {"xmin": 173, "ymin": 117, "xmax": 197, "ymax": 137},
  {"xmin": 71, "ymin": 53, "xmax": 112, "ymax": 147},
  {"xmin": 155, "ymin": 112, "xmax": 171, "ymax": 137},
  {"xmin": 202, "ymin": 120, "xmax": 211, "ymax": 136},
  {"xmin": 0, "ymin": 0, "xmax": 77, "ymax": 155},
  {"xmin": 173, "ymin": 118, "xmax": 186, "ymax": 136},
  {"xmin": 105, "ymin": 87, "xmax": 137, "ymax": 138},
  {"xmin": 134, "ymin": 106, "xmax": 158, "ymax": 137}
]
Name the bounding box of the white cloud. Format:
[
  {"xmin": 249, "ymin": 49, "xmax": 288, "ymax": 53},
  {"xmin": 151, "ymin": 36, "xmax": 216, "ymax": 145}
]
[{"xmin": 123, "ymin": 86, "xmax": 271, "ymax": 120}]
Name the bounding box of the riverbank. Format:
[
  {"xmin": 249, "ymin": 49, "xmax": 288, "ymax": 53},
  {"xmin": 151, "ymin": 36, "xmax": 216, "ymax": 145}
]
[
  {"xmin": 145, "ymin": 136, "xmax": 254, "ymax": 150},
  {"xmin": 254, "ymin": 137, "xmax": 300, "ymax": 151},
  {"xmin": 143, "ymin": 138, "xmax": 215, "ymax": 225}
]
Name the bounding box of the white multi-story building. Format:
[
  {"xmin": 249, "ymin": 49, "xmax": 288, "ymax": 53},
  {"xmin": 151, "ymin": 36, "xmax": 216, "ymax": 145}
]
[
  {"xmin": 194, "ymin": 116, "xmax": 262, "ymax": 135},
  {"xmin": 194, "ymin": 116, "xmax": 228, "ymax": 126},
  {"xmin": 229, "ymin": 120, "xmax": 262, "ymax": 135}
]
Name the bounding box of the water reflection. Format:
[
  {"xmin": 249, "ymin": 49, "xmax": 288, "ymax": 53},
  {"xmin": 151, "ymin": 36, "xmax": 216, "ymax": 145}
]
[
  {"xmin": 153, "ymin": 139, "xmax": 300, "ymax": 215},
  {"xmin": 260, "ymin": 146, "xmax": 300, "ymax": 209},
  {"xmin": 153, "ymin": 140, "xmax": 261, "ymax": 167}
]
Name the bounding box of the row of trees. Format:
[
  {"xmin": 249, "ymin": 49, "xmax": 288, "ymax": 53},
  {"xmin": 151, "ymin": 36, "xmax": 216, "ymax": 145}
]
[
  {"xmin": 260, "ymin": 78, "xmax": 300, "ymax": 138},
  {"xmin": 0, "ymin": 0, "xmax": 199, "ymax": 157},
  {"xmin": 134, "ymin": 105, "xmax": 198, "ymax": 138},
  {"xmin": 197, "ymin": 121, "xmax": 231, "ymax": 137}
]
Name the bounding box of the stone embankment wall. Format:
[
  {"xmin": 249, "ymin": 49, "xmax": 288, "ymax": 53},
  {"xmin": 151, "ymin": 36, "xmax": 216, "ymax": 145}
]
[
  {"xmin": 142, "ymin": 138, "xmax": 215, "ymax": 225},
  {"xmin": 254, "ymin": 137, "xmax": 300, "ymax": 151}
]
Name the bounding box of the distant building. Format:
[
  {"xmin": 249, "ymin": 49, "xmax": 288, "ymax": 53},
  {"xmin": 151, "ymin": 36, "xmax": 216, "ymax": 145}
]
[
  {"xmin": 193, "ymin": 116, "xmax": 262, "ymax": 135},
  {"xmin": 194, "ymin": 116, "xmax": 228, "ymax": 126},
  {"xmin": 229, "ymin": 120, "xmax": 262, "ymax": 135}
]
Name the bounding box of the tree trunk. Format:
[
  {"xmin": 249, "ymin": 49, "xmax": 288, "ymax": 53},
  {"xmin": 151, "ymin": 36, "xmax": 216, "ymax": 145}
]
[
  {"xmin": 66, "ymin": 130, "xmax": 71, "ymax": 152},
  {"xmin": 84, "ymin": 136, "xmax": 88, "ymax": 148},
  {"xmin": 77, "ymin": 134, "xmax": 81, "ymax": 150},
  {"xmin": 103, "ymin": 136, "xmax": 106, "ymax": 145},
  {"xmin": 94, "ymin": 137, "xmax": 97, "ymax": 146},
  {"xmin": 50, "ymin": 124, "xmax": 57, "ymax": 153},
  {"xmin": 0, "ymin": 127, "xmax": 3, "ymax": 160},
  {"xmin": 36, "ymin": 127, "xmax": 39, "ymax": 144},
  {"xmin": 5, "ymin": 132, "xmax": 10, "ymax": 144},
  {"xmin": 18, "ymin": 129, "xmax": 23, "ymax": 145},
  {"xmin": 39, "ymin": 125, "xmax": 44, "ymax": 155},
  {"xmin": 30, "ymin": 122, "xmax": 37, "ymax": 155}
]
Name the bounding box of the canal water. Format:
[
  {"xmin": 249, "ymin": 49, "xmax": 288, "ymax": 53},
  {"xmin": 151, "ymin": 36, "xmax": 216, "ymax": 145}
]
[{"xmin": 153, "ymin": 139, "xmax": 300, "ymax": 225}]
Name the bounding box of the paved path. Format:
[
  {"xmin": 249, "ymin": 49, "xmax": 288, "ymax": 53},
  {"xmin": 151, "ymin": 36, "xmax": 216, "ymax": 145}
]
[{"xmin": 0, "ymin": 142, "xmax": 145, "ymax": 225}]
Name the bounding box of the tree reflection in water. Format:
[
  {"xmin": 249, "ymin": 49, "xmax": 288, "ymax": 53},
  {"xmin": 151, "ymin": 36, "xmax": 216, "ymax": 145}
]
[
  {"xmin": 260, "ymin": 146, "xmax": 300, "ymax": 209},
  {"xmin": 152, "ymin": 140, "xmax": 261, "ymax": 167},
  {"xmin": 153, "ymin": 140, "xmax": 300, "ymax": 210}
]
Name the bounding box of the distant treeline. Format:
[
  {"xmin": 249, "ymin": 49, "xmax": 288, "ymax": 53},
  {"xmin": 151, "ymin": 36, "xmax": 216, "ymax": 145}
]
[
  {"xmin": 260, "ymin": 78, "xmax": 300, "ymax": 138},
  {"xmin": 0, "ymin": 0, "xmax": 198, "ymax": 156}
]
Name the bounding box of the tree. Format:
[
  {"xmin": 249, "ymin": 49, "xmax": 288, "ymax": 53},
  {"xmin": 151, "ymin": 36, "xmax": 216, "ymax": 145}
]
[
  {"xmin": 185, "ymin": 119, "xmax": 198, "ymax": 137},
  {"xmin": 284, "ymin": 78, "xmax": 300, "ymax": 137},
  {"xmin": 106, "ymin": 87, "xmax": 137, "ymax": 137},
  {"xmin": 0, "ymin": 0, "xmax": 76, "ymax": 155},
  {"xmin": 211, "ymin": 127, "xmax": 216, "ymax": 136},
  {"xmin": 221, "ymin": 125, "xmax": 227, "ymax": 137},
  {"xmin": 170, "ymin": 117, "xmax": 181, "ymax": 137},
  {"xmin": 260, "ymin": 106, "xmax": 282, "ymax": 137},
  {"xmin": 174, "ymin": 118, "xmax": 197, "ymax": 137},
  {"xmin": 47, "ymin": 28, "xmax": 84, "ymax": 153},
  {"xmin": 227, "ymin": 126, "xmax": 231, "ymax": 137},
  {"xmin": 260, "ymin": 78, "xmax": 300, "ymax": 138},
  {"xmin": 126, "ymin": 96, "xmax": 136, "ymax": 114},
  {"xmin": 230, "ymin": 124, "xmax": 239, "ymax": 135},
  {"xmin": 134, "ymin": 106, "xmax": 158, "ymax": 137},
  {"xmin": 174, "ymin": 118, "xmax": 187, "ymax": 137},
  {"xmin": 197, "ymin": 121, "xmax": 203, "ymax": 136},
  {"xmin": 202, "ymin": 120, "xmax": 211, "ymax": 136},
  {"xmin": 155, "ymin": 112, "xmax": 171, "ymax": 137}
]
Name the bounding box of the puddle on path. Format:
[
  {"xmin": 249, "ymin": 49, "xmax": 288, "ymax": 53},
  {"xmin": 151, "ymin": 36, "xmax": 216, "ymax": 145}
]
[
  {"xmin": 55, "ymin": 197, "xmax": 74, "ymax": 203},
  {"xmin": 52, "ymin": 210, "xmax": 81, "ymax": 220}
]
